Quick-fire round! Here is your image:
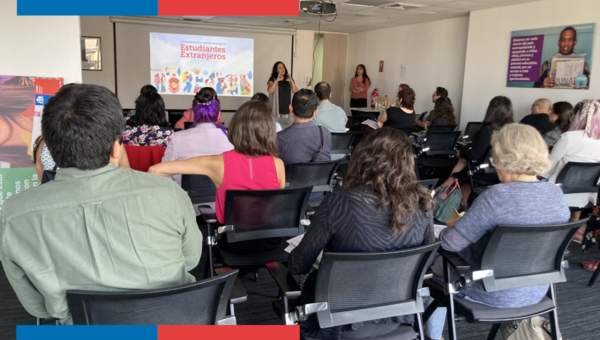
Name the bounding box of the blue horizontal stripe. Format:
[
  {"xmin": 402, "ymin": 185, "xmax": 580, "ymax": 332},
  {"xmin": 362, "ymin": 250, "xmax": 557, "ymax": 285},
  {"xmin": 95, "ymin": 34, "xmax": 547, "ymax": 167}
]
[
  {"xmin": 17, "ymin": 0, "xmax": 158, "ymax": 16},
  {"xmin": 17, "ymin": 326, "xmax": 157, "ymax": 340}
]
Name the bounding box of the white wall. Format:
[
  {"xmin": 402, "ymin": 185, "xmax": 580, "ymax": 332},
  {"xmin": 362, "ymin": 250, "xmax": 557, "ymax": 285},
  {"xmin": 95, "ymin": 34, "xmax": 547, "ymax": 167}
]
[
  {"xmin": 346, "ymin": 17, "xmax": 469, "ymax": 118},
  {"xmin": 293, "ymin": 30, "xmax": 316, "ymax": 89},
  {"xmin": 0, "ymin": 1, "xmax": 81, "ymax": 83},
  {"xmin": 461, "ymin": 0, "xmax": 600, "ymax": 127}
]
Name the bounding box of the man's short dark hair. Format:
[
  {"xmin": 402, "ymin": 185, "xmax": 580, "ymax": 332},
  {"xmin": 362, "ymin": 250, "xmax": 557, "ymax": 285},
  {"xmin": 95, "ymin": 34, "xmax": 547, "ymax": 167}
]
[
  {"xmin": 251, "ymin": 92, "xmax": 270, "ymax": 103},
  {"xmin": 292, "ymin": 89, "xmax": 319, "ymax": 118},
  {"xmin": 560, "ymin": 26, "xmax": 577, "ymax": 41},
  {"xmin": 42, "ymin": 84, "xmax": 125, "ymax": 170},
  {"xmin": 314, "ymin": 81, "xmax": 331, "ymax": 101}
]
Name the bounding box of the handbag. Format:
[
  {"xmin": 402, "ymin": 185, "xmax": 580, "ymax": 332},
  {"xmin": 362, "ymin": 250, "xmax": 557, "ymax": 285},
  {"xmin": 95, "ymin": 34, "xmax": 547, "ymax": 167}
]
[
  {"xmin": 499, "ymin": 316, "xmax": 552, "ymax": 340},
  {"xmin": 433, "ymin": 178, "xmax": 462, "ymax": 223}
]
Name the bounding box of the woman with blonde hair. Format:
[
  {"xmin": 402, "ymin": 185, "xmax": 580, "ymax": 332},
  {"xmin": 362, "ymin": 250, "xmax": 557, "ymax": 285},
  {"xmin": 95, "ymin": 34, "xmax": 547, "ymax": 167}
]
[{"xmin": 439, "ymin": 123, "xmax": 570, "ymax": 308}]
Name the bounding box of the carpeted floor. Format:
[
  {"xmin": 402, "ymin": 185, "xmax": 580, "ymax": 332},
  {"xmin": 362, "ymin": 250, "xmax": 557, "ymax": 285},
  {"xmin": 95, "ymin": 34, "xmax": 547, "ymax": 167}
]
[{"xmin": 1, "ymin": 244, "xmax": 599, "ymax": 340}]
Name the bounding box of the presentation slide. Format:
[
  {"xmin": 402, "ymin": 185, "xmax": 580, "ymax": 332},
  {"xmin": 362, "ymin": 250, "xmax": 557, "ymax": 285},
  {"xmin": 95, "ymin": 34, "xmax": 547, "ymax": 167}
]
[{"xmin": 150, "ymin": 32, "xmax": 254, "ymax": 97}]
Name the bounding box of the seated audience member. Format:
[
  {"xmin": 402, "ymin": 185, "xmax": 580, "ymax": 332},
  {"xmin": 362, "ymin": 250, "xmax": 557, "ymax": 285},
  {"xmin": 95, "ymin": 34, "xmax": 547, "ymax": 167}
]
[
  {"xmin": 175, "ymin": 88, "xmax": 220, "ymax": 130},
  {"xmin": 544, "ymin": 100, "xmax": 600, "ymax": 207},
  {"xmin": 441, "ymin": 96, "xmax": 514, "ymax": 206},
  {"xmin": 544, "ymin": 101, "xmax": 574, "ymax": 147},
  {"xmin": 377, "ymin": 85, "xmax": 416, "ymax": 133},
  {"xmin": 289, "ymin": 127, "xmax": 434, "ymax": 339},
  {"xmin": 277, "ymin": 89, "xmax": 332, "ymax": 164},
  {"xmin": 149, "ymin": 100, "xmax": 285, "ymax": 225},
  {"xmin": 520, "ymin": 98, "xmax": 555, "ymax": 135},
  {"xmin": 313, "ymin": 81, "xmax": 348, "ymax": 133},
  {"xmin": 252, "ymin": 92, "xmax": 282, "ymax": 132},
  {"xmin": 162, "ymin": 87, "xmax": 233, "ymax": 183},
  {"xmin": 0, "ymin": 84, "xmax": 202, "ymax": 323},
  {"xmin": 439, "ymin": 123, "xmax": 569, "ymax": 309},
  {"xmin": 123, "ymin": 91, "xmax": 173, "ymax": 147},
  {"xmin": 426, "ymin": 96, "xmax": 456, "ymax": 127},
  {"xmin": 126, "ymin": 84, "xmax": 158, "ymax": 118},
  {"xmin": 417, "ymin": 86, "xmax": 449, "ymax": 128},
  {"xmin": 33, "ymin": 136, "xmax": 56, "ymax": 182}
]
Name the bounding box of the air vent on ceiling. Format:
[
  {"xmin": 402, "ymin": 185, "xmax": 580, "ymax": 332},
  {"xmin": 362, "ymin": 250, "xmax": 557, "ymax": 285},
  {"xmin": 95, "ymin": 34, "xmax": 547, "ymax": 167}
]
[
  {"xmin": 384, "ymin": 2, "xmax": 424, "ymax": 10},
  {"xmin": 301, "ymin": 1, "xmax": 337, "ymax": 15},
  {"xmin": 344, "ymin": 0, "xmax": 396, "ymax": 7}
]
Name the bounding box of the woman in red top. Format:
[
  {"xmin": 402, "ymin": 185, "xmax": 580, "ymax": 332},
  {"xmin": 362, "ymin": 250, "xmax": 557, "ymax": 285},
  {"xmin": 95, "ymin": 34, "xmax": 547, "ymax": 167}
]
[
  {"xmin": 349, "ymin": 64, "xmax": 371, "ymax": 108},
  {"xmin": 149, "ymin": 100, "xmax": 286, "ymax": 224}
]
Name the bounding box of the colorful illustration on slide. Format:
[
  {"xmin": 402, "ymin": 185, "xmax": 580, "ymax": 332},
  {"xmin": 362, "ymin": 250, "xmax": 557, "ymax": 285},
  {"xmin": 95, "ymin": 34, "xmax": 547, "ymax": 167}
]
[{"xmin": 150, "ymin": 32, "xmax": 254, "ymax": 97}]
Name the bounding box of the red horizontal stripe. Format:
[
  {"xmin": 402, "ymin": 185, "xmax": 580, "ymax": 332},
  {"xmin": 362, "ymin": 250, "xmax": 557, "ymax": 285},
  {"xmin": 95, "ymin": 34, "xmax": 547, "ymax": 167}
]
[
  {"xmin": 158, "ymin": 325, "xmax": 299, "ymax": 340},
  {"xmin": 158, "ymin": 0, "xmax": 299, "ymax": 16}
]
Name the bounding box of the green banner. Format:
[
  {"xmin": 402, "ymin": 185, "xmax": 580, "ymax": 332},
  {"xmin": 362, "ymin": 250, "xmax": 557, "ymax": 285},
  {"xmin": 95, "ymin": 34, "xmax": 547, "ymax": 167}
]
[{"xmin": 0, "ymin": 168, "xmax": 39, "ymax": 212}]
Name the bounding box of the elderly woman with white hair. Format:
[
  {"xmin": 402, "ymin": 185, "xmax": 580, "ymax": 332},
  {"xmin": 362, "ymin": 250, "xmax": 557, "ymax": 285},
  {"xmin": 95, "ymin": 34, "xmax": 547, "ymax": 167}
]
[{"xmin": 440, "ymin": 123, "xmax": 570, "ymax": 308}]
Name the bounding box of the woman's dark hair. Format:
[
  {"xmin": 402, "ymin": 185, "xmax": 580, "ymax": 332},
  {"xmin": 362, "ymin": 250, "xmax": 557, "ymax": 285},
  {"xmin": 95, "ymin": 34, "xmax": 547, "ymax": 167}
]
[
  {"xmin": 397, "ymin": 86, "xmax": 416, "ymax": 110},
  {"xmin": 42, "ymin": 83, "xmax": 125, "ymax": 170},
  {"xmin": 193, "ymin": 87, "xmax": 220, "ymax": 124},
  {"xmin": 251, "ymin": 92, "xmax": 270, "ymax": 103},
  {"xmin": 139, "ymin": 84, "xmax": 157, "ymax": 96},
  {"xmin": 193, "ymin": 87, "xmax": 219, "ymax": 106},
  {"xmin": 553, "ymin": 101, "xmax": 574, "ymax": 132},
  {"xmin": 430, "ymin": 97, "xmax": 456, "ymax": 125},
  {"xmin": 354, "ymin": 64, "xmax": 370, "ymax": 85},
  {"xmin": 435, "ymin": 86, "xmax": 448, "ymax": 99},
  {"xmin": 32, "ymin": 135, "xmax": 43, "ymax": 164},
  {"xmin": 268, "ymin": 61, "xmax": 289, "ymax": 82},
  {"xmin": 130, "ymin": 92, "xmax": 169, "ymax": 127},
  {"xmin": 228, "ymin": 100, "xmax": 278, "ymax": 156},
  {"xmin": 345, "ymin": 127, "xmax": 432, "ymax": 232},
  {"xmin": 483, "ymin": 96, "xmax": 514, "ymax": 129}
]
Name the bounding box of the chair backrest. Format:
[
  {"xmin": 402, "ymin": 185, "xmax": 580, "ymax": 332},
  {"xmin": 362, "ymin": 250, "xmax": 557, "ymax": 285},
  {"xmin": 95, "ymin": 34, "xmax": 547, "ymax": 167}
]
[
  {"xmin": 223, "ymin": 187, "xmax": 312, "ymax": 243},
  {"xmin": 478, "ymin": 220, "xmax": 587, "ymax": 292},
  {"xmin": 124, "ymin": 144, "xmax": 165, "ymax": 172},
  {"xmin": 428, "ymin": 125, "xmax": 457, "ymax": 132},
  {"xmin": 424, "ymin": 131, "xmax": 460, "ymax": 156},
  {"xmin": 463, "ymin": 122, "xmax": 483, "ymax": 139},
  {"xmin": 555, "ymin": 162, "xmax": 600, "ymax": 194},
  {"xmin": 285, "ymin": 161, "xmax": 338, "ymax": 192},
  {"xmin": 331, "ymin": 133, "xmax": 353, "ymax": 154},
  {"xmin": 67, "ymin": 271, "xmax": 237, "ymax": 325},
  {"xmin": 349, "ymin": 110, "xmax": 378, "ymax": 132},
  {"xmin": 314, "ymin": 242, "xmax": 440, "ymax": 329},
  {"xmin": 181, "ymin": 175, "xmax": 217, "ymax": 205}
]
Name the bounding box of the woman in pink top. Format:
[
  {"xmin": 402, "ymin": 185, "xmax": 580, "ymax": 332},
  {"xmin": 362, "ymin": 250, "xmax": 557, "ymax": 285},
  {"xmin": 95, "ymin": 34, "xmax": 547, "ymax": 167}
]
[
  {"xmin": 149, "ymin": 100, "xmax": 286, "ymax": 224},
  {"xmin": 349, "ymin": 64, "xmax": 371, "ymax": 108}
]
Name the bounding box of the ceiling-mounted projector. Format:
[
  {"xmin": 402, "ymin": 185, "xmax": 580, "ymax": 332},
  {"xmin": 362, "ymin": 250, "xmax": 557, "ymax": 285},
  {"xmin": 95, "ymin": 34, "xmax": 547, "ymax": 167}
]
[{"xmin": 300, "ymin": 0, "xmax": 337, "ymax": 16}]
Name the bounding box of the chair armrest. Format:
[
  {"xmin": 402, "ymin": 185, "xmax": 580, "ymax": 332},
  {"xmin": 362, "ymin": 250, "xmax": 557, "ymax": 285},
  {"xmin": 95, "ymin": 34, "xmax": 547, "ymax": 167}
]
[
  {"xmin": 231, "ymin": 278, "xmax": 248, "ymax": 305},
  {"xmin": 267, "ymin": 263, "xmax": 302, "ymax": 299},
  {"xmin": 438, "ymin": 249, "xmax": 493, "ymax": 291},
  {"xmin": 438, "ymin": 249, "xmax": 471, "ymax": 274}
]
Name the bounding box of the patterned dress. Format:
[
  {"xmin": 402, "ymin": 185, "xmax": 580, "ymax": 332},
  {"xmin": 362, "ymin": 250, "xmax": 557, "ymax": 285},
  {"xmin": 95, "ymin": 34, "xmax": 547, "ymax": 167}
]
[{"xmin": 122, "ymin": 124, "xmax": 173, "ymax": 147}]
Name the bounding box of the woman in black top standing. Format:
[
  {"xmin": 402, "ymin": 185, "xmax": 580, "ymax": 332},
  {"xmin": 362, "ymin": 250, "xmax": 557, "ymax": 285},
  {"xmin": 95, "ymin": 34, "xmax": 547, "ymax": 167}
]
[
  {"xmin": 378, "ymin": 85, "xmax": 417, "ymax": 134},
  {"xmin": 289, "ymin": 127, "xmax": 434, "ymax": 339},
  {"xmin": 440, "ymin": 95, "xmax": 514, "ymax": 206}
]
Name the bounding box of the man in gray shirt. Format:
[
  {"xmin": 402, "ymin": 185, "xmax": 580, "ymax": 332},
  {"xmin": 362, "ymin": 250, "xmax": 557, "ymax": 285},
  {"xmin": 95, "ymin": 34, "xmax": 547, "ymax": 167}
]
[{"xmin": 277, "ymin": 89, "xmax": 331, "ymax": 164}]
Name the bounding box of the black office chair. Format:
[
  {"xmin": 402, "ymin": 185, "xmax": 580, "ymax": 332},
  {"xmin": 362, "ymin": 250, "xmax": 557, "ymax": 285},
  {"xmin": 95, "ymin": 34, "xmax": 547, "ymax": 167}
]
[
  {"xmin": 285, "ymin": 161, "xmax": 338, "ymax": 195},
  {"xmin": 331, "ymin": 133, "xmax": 353, "ymax": 160},
  {"xmin": 349, "ymin": 110, "xmax": 378, "ymax": 132},
  {"xmin": 270, "ymin": 242, "xmax": 440, "ymax": 340},
  {"xmin": 417, "ymin": 131, "xmax": 460, "ymax": 180},
  {"xmin": 205, "ymin": 187, "xmax": 312, "ymax": 274},
  {"xmin": 181, "ymin": 174, "xmax": 217, "ymax": 206},
  {"xmin": 67, "ymin": 271, "xmax": 241, "ymax": 325},
  {"xmin": 421, "ymin": 131, "xmax": 461, "ymax": 157},
  {"xmin": 555, "ymin": 161, "xmax": 600, "ymax": 195},
  {"xmin": 426, "ymin": 220, "xmax": 586, "ymax": 340},
  {"xmin": 428, "ymin": 125, "xmax": 457, "ymax": 132},
  {"xmin": 462, "ymin": 122, "xmax": 483, "ymax": 140}
]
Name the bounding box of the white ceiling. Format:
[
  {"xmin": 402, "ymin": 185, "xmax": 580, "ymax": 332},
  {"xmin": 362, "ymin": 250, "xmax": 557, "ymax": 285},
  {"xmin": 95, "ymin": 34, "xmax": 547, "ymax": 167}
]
[{"xmin": 181, "ymin": 0, "xmax": 541, "ymax": 33}]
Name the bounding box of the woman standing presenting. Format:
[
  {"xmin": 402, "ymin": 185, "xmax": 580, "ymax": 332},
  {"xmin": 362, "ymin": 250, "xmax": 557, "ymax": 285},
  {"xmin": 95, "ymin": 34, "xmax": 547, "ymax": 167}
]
[
  {"xmin": 267, "ymin": 61, "xmax": 298, "ymax": 128},
  {"xmin": 349, "ymin": 64, "xmax": 371, "ymax": 108}
]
